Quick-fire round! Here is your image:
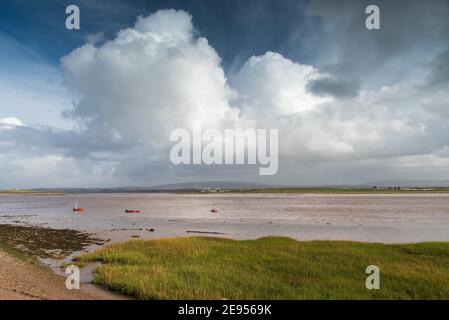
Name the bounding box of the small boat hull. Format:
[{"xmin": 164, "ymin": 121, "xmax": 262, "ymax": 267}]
[{"xmin": 125, "ymin": 210, "xmax": 141, "ymax": 213}]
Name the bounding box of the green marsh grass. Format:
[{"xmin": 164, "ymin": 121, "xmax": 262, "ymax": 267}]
[{"xmin": 75, "ymin": 237, "xmax": 449, "ymax": 300}]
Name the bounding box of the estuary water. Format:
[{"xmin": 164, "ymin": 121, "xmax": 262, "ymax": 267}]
[{"xmin": 1, "ymin": 192, "xmax": 449, "ymax": 244}]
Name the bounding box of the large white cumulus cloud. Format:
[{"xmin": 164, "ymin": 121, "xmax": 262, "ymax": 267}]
[
  {"xmin": 61, "ymin": 6, "xmax": 427, "ymax": 161},
  {"xmin": 233, "ymin": 52, "xmax": 326, "ymax": 116},
  {"xmin": 61, "ymin": 9, "xmax": 238, "ymax": 147},
  {"xmin": 231, "ymin": 52, "xmax": 428, "ymax": 162}
]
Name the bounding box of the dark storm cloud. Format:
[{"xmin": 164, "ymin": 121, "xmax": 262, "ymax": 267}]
[
  {"xmin": 304, "ymin": 0, "xmax": 449, "ymax": 88},
  {"xmin": 306, "ymin": 76, "xmax": 360, "ymax": 98},
  {"xmin": 427, "ymin": 49, "xmax": 449, "ymax": 86}
]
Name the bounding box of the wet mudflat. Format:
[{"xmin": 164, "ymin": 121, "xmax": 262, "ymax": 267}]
[
  {"xmin": 1, "ymin": 192, "xmax": 449, "ymax": 244},
  {"xmin": 0, "ymin": 224, "xmax": 105, "ymax": 259}
]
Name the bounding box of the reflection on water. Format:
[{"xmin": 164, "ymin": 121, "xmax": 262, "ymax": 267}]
[{"xmin": 1, "ymin": 193, "xmax": 449, "ymax": 244}]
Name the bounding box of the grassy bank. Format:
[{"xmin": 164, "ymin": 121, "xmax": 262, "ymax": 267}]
[
  {"xmin": 178, "ymin": 187, "xmax": 449, "ymax": 194},
  {"xmin": 243, "ymin": 188, "xmax": 449, "ymax": 194},
  {"xmin": 75, "ymin": 237, "xmax": 449, "ymax": 300}
]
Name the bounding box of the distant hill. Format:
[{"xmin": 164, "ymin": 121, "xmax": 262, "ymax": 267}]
[
  {"xmin": 14, "ymin": 180, "xmax": 449, "ymax": 193},
  {"xmin": 149, "ymin": 181, "xmax": 270, "ymax": 190},
  {"xmin": 359, "ymin": 180, "xmax": 449, "ymax": 188},
  {"xmin": 27, "ymin": 181, "xmax": 271, "ymax": 193}
]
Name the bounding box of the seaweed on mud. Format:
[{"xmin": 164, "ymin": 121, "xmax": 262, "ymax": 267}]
[{"xmin": 0, "ymin": 224, "xmax": 106, "ymax": 259}]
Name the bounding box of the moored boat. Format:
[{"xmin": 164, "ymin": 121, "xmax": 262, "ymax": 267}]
[{"xmin": 73, "ymin": 201, "xmax": 86, "ymax": 213}]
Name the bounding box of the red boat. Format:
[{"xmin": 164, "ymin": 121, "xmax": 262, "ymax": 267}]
[
  {"xmin": 125, "ymin": 209, "xmax": 141, "ymax": 213},
  {"xmin": 73, "ymin": 201, "xmax": 85, "ymax": 213}
]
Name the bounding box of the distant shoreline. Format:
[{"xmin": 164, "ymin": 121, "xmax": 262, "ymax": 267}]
[
  {"xmin": 0, "ymin": 191, "xmax": 65, "ymax": 195},
  {"xmin": 2, "ymin": 187, "xmax": 449, "ymax": 195}
]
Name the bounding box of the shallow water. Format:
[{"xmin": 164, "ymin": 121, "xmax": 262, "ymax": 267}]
[{"xmin": 1, "ymin": 192, "xmax": 449, "ymax": 244}]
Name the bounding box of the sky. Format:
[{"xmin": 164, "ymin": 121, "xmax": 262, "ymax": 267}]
[{"xmin": 1, "ymin": 0, "xmax": 449, "ymax": 188}]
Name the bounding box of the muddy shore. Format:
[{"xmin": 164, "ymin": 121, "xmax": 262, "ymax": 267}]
[{"xmin": 0, "ymin": 224, "xmax": 127, "ymax": 300}]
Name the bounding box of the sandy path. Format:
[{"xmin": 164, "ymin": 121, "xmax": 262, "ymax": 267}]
[{"xmin": 0, "ymin": 250, "xmax": 127, "ymax": 300}]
